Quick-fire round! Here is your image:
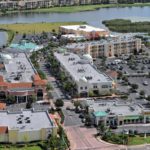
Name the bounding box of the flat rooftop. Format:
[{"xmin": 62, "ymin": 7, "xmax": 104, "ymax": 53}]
[
  {"xmin": 54, "ymin": 52, "xmax": 112, "ymax": 83},
  {"xmin": 66, "ymin": 35, "xmax": 139, "ymax": 49},
  {"xmin": 84, "ymin": 99, "xmax": 142, "ymax": 116},
  {"xmin": 60, "ymin": 25, "xmax": 106, "ymax": 32},
  {"xmin": 0, "ymin": 53, "xmax": 35, "ymax": 83},
  {"xmin": 0, "ymin": 110, "xmax": 54, "ymax": 131}
]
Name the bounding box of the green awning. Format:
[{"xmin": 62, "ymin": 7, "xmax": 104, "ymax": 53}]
[
  {"xmin": 93, "ymin": 111, "xmax": 107, "ymax": 117},
  {"xmin": 124, "ymin": 116, "xmax": 140, "ymax": 120}
]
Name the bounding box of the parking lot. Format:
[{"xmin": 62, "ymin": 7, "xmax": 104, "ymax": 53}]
[{"xmin": 105, "ymin": 55, "xmax": 150, "ymax": 75}]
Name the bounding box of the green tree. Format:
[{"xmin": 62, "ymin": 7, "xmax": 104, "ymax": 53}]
[
  {"xmin": 74, "ymin": 100, "xmax": 81, "ymax": 110},
  {"xmin": 6, "ymin": 95, "xmax": 16, "ymax": 104},
  {"xmin": 55, "ymin": 99, "xmax": 64, "ymax": 107},
  {"xmin": 85, "ymin": 114, "xmax": 92, "ymax": 126},
  {"xmin": 46, "ymin": 83, "xmax": 53, "ymax": 91},
  {"xmin": 140, "ymin": 90, "xmax": 145, "ymax": 96},
  {"xmin": 131, "ymin": 84, "xmax": 138, "ymax": 90},
  {"xmin": 97, "ymin": 123, "xmax": 107, "ymax": 136}
]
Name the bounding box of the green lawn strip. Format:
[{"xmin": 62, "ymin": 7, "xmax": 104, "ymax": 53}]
[
  {"xmin": 0, "ymin": 146, "xmax": 42, "ymax": 150},
  {"xmin": 1, "ymin": 3, "xmax": 150, "ymax": 14},
  {"xmin": 0, "ymin": 22, "xmax": 85, "ymax": 34},
  {"xmin": 128, "ymin": 135, "xmax": 150, "ymax": 145}
]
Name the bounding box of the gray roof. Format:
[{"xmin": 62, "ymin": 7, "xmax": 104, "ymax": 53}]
[
  {"xmin": 54, "ymin": 52, "xmax": 112, "ymax": 84},
  {"xmin": 0, "ymin": 110, "xmax": 54, "ymax": 131},
  {"xmin": 85, "ymin": 99, "xmax": 142, "ymax": 116}
]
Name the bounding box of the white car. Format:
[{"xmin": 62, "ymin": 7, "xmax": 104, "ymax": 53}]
[{"xmin": 143, "ymin": 81, "xmax": 148, "ymax": 86}]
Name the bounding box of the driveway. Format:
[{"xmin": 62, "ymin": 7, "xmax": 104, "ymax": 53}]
[{"xmin": 65, "ymin": 126, "xmax": 126, "ymax": 150}]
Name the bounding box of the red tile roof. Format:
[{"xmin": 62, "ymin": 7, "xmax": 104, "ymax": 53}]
[
  {"xmin": 0, "ymin": 75, "xmax": 4, "ymax": 82},
  {"xmin": 8, "ymin": 83, "xmax": 33, "ymax": 89},
  {"xmin": 0, "ymin": 126, "xmax": 8, "ymax": 134},
  {"xmin": 0, "ymin": 103, "xmax": 6, "ymax": 110}
]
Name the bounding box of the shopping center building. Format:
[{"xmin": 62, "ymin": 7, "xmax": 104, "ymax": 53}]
[
  {"xmin": 82, "ymin": 99, "xmax": 150, "ymax": 126},
  {"xmin": 0, "ymin": 109, "xmax": 57, "ymax": 143},
  {"xmin": 54, "ymin": 51, "xmax": 113, "ymax": 97},
  {"xmin": 59, "ymin": 25, "xmax": 109, "ymax": 39},
  {"xmin": 0, "ymin": 52, "xmax": 47, "ymax": 102}
]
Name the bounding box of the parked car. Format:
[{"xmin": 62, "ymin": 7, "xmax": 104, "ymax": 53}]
[
  {"xmin": 143, "ymin": 81, "xmax": 148, "ymax": 86},
  {"xmin": 79, "ymin": 114, "xmax": 84, "ymax": 119}
]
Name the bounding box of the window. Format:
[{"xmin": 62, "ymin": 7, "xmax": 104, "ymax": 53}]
[
  {"xmin": 85, "ymin": 87, "xmax": 87, "ymax": 89},
  {"xmin": 102, "ymin": 85, "xmax": 108, "ymax": 88},
  {"xmin": 93, "ymin": 84, "xmax": 97, "ymax": 89},
  {"xmin": 80, "ymin": 87, "xmax": 83, "ymax": 90}
]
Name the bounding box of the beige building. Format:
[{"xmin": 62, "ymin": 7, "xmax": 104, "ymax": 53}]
[
  {"xmin": 59, "ymin": 25, "xmax": 109, "ymax": 39},
  {"xmin": 66, "ymin": 35, "xmax": 142, "ymax": 58},
  {"xmin": 0, "ymin": 110, "xmax": 57, "ymax": 144}
]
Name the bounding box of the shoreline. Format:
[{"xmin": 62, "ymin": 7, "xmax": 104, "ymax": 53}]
[
  {"xmin": 1, "ymin": 3, "xmax": 150, "ymax": 15},
  {"xmin": 0, "ymin": 22, "xmax": 85, "ymax": 45}
]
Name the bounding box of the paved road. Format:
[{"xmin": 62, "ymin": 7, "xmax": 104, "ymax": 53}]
[
  {"xmin": 65, "ymin": 126, "xmax": 126, "ymax": 150},
  {"xmin": 39, "ymin": 61, "xmax": 65, "ymax": 100},
  {"xmin": 62, "ymin": 109, "xmax": 83, "ymax": 126}
]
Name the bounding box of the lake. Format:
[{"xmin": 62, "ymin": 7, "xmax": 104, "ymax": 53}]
[{"xmin": 0, "ymin": 6, "xmax": 150, "ymax": 46}]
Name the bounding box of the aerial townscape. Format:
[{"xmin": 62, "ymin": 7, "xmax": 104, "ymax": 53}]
[{"xmin": 0, "ymin": 1, "xmax": 150, "ymax": 150}]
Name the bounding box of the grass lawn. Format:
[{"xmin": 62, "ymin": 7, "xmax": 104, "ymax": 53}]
[
  {"xmin": 2, "ymin": 3, "xmax": 150, "ymax": 14},
  {"xmin": 0, "ymin": 22, "xmax": 85, "ymax": 34},
  {"xmin": 0, "ymin": 146, "xmax": 42, "ymax": 150},
  {"xmin": 128, "ymin": 135, "xmax": 150, "ymax": 145}
]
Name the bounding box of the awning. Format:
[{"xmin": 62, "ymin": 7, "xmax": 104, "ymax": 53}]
[{"xmin": 124, "ymin": 116, "xmax": 140, "ymax": 120}]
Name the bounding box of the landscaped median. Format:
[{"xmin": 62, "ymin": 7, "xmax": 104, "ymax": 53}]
[{"xmin": 0, "ymin": 145, "xmax": 42, "ymax": 150}]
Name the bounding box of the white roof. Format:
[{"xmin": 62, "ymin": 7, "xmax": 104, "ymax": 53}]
[
  {"xmin": 54, "ymin": 52, "xmax": 112, "ymax": 84},
  {"xmin": 0, "ymin": 53, "xmax": 12, "ymax": 60},
  {"xmin": 0, "ymin": 110, "xmax": 54, "ymax": 131},
  {"xmin": 83, "ymin": 54, "xmax": 92, "ymax": 60},
  {"xmin": 0, "ymin": 53, "xmax": 35, "ymax": 83},
  {"xmin": 60, "ymin": 25, "xmax": 106, "ymax": 32},
  {"xmin": 61, "ymin": 34, "xmax": 84, "ymax": 38}
]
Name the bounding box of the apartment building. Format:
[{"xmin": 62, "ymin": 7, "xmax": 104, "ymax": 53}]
[
  {"xmin": 0, "ymin": 1, "xmax": 18, "ymax": 9},
  {"xmin": 59, "ymin": 25, "xmax": 109, "ymax": 39},
  {"xmin": 66, "ymin": 35, "xmax": 142, "ymax": 58},
  {"xmin": 82, "ymin": 99, "xmax": 150, "ymax": 127},
  {"xmin": 0, "ymin": 0, "xmax": 53, "ymax": 10},
  {"xmin": 0, "ymin": 110, "xmax": 57, "ymax": 143},
  {"xmin": 54, "ymin": 51, "xmax": 113, "ymax": 97},
  {"xmin": 0, "ymin": 52, "xmax": 47, "ymax": 102}
]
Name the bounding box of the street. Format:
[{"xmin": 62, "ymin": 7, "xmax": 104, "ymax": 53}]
[{"xmin": 39, "ymin": 61, "xmax": 66, "ymax": 100}]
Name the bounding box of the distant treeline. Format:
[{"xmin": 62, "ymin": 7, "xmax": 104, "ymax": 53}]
[
  {"xmin": 102, "ymin": 19, "xmax": 150, "ymax": 33},
  {"xmin": 118, "ymin": 0, "xmax": 150, "ymax": 3}
]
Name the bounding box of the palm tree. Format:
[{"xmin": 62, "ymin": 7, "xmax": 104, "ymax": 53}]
[{"xmin": 97, "ymin": 123, "xmax": 107, "ymax": 136}]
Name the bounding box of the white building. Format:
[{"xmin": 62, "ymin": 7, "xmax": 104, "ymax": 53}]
[
  {"xmin": 54, "ymin": 51, "xmax": 113, "ymax": 97},
  {"xmin": 59, "ymin": 25, "xmax": 109, "ymax": 39},
  {"xmin": 0, "ymin": 110, "xmax": 57, "ymax": 144}
]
